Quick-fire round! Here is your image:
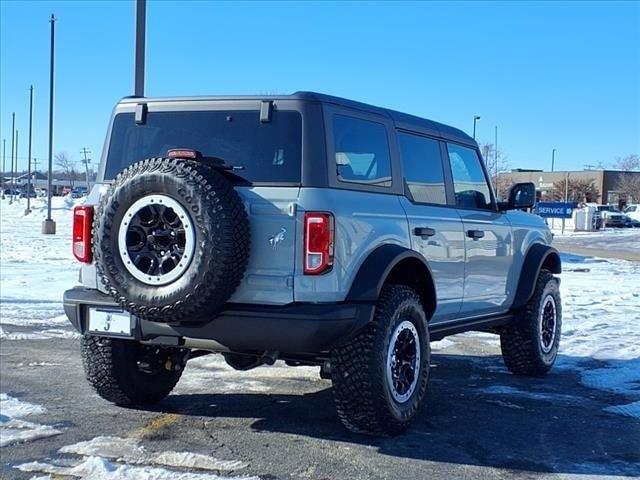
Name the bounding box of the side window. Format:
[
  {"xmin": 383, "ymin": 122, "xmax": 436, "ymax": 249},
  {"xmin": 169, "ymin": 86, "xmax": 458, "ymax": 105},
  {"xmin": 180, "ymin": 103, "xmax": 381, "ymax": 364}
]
[
  {"xmin": 397, "ymin": 132, "xmax": 447, "ymax": 205},
  {"xmin": 447, "ymin": 143, "xmax": 493, "ymax": 210},
  {"xmin": 333, "ymin": 115, "xmax": 392, "ymax": 187}
]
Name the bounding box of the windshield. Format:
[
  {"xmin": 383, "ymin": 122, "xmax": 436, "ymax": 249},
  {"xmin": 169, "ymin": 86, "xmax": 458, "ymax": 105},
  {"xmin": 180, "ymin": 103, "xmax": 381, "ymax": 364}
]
[{"xmin": 105, "ymin": 110, "xmax": 302, "ymax": 184}]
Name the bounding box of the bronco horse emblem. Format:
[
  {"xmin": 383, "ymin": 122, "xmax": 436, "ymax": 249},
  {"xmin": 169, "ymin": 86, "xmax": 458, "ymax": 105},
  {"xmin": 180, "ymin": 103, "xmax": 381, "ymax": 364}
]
[{"xmin": 268, "ymin": 228, "xmax": 287, "ymax": 250}]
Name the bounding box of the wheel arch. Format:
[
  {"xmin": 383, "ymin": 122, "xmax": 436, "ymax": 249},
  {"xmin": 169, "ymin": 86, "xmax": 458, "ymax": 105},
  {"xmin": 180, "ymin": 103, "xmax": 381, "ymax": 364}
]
[
  {"xmin": 512, "ymin": 243, "xmax": 561, "ymax": 309},
  {"xmin": 345, "ymin": 244, "xmax": 437, "ymax": 320}
]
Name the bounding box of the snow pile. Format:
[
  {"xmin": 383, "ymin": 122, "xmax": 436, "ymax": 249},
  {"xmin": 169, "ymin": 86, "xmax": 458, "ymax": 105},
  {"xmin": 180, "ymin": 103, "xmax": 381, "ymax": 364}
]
[
  {"xmin": 0, "ymin": 393, "xmax": 62, "ymax": 447},
  {"xmin": 17, "ymin": 435, "xmax": 257, "ymax": 480},
  {"xmin": 0, "ymin": 196, "xmax": 80, "ymax": 339}
]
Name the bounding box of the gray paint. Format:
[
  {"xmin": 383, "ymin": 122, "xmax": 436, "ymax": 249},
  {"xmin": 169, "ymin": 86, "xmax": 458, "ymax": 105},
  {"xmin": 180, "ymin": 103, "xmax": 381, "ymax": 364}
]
[{"xmin": 80, "ymin": 93, "xmax": 555, "ymax": 324}]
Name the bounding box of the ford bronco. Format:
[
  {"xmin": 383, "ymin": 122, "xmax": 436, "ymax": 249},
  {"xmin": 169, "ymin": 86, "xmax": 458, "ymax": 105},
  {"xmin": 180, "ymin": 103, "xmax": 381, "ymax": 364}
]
[{"xmin": 64, "ymin": 92, "xmax": 561, "ymax": 435}]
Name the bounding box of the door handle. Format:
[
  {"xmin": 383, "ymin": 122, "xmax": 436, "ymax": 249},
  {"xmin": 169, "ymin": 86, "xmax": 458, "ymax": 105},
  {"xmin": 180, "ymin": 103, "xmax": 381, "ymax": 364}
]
[
  {"xmin": 467, "ymin": 229, "xmax": 485, "ymax": 240},
  {"xmin": 413, "ymin": 227, "xmax": 436, "ymax": 238}
]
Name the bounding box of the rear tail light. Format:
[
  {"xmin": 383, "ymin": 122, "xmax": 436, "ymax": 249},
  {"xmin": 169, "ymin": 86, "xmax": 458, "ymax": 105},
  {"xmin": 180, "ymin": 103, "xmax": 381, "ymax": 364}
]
[
  {"xmin": 304, "ymin": 212, "xmax": 334, "ymax": 275},
  {"xmin": 73, "ymin": 205, "xmax": 94, "ymax": 263}
]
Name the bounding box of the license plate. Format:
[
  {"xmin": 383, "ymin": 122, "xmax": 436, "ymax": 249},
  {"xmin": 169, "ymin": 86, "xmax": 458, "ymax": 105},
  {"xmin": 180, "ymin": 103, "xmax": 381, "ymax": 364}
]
[{"xmin": 88, "ymin": 309, "xmax": 132, "ymax": 336}]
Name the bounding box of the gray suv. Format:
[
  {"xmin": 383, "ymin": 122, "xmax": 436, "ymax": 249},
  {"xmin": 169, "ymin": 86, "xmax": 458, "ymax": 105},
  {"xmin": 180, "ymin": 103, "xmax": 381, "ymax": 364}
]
[{"xmin": 64, "ymin": 92, "xmax": 562, "ymax": 435}]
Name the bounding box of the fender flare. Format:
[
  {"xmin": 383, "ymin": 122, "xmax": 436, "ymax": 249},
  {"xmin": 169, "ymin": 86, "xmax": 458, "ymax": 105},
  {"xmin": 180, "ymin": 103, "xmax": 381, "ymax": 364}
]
[
  {"xmin": 345, "ymin": 244, "xmax": 437, "ymax": 318},
  {"xmin": 512, "ymin": 243, "xmax": 562, "ymax": 309}
]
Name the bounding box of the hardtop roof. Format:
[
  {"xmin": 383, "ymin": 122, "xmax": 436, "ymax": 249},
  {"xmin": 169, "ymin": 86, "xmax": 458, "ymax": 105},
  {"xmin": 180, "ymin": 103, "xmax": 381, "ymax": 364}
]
[{"xmin": 119, "ymin": 91, "xmax": 476, "ymax": 146}]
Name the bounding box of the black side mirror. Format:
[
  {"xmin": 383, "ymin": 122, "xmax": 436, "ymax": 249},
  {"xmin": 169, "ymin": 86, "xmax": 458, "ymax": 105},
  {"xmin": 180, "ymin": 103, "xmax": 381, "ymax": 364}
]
[{"xmin": 498, "ymin": 182, "xmax": 536, "ymax": 211}]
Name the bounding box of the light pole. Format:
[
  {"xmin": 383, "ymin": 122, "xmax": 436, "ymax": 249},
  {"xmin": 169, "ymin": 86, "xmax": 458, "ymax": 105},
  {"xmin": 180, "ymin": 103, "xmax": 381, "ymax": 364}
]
[
  {"xmin": 134, "ymin": 0, "xmax": 146, "ymax": 97},
  {"xmin": 551, "ymin": 148, "xmax": 556, "ymax": 172},
  {"xmin": 43, "ymin": 13, "xmax": 56, "ymax": 235},
  {"xmin": 26, "ymin": 85, "xmax": 34, "ymax": 214},
  {"xmin": 1, "ymin": 138, "xmax": 5, "ymax": 199},
  {"xmin": 472, "ymin": 115, "xmax": 480, "ymax": 140}
]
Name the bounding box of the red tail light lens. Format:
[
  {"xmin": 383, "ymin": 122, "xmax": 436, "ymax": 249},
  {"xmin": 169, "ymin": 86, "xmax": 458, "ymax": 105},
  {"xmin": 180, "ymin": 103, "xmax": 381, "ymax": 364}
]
[
  {"xmin": 72, "ymin": 206, "xmax": 93, "ymax": 263},
  {"xmin": 304, "ymin": 212, "xmax": 334, "ymax": 275}
]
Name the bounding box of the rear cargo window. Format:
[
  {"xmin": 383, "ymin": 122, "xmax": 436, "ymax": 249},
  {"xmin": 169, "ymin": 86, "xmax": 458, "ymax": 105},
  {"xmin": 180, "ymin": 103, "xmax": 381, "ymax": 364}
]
[{"xmin": 105, "ymin": 110, "xmax": 302, "ymax": 184}]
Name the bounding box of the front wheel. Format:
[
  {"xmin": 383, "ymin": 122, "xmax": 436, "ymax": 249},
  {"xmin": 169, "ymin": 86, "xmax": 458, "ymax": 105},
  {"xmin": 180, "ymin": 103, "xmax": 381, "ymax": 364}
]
[
  {"xmin": 81, "ymin": 336, "xmax": 186, "ymax": 405},
  {"xmin": 500, "ymin": 270, "xmax": 562, "ymax": 376},
  {"xmin": 331, "ymin": 285, "xmax": 430, "ymax": 435}
]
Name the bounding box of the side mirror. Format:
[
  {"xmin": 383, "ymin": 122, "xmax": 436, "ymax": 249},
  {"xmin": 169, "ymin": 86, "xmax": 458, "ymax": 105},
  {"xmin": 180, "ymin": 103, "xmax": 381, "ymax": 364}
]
[{"xmin": 498, "ymin": 182, "xmax": 536, "ymax": 211}]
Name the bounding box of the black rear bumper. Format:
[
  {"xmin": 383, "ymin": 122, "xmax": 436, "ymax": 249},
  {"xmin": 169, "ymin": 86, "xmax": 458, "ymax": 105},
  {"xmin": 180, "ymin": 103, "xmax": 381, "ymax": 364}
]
[{"xmin": 63, "ymin": 287, "xmax": 374, "ymax": 354}]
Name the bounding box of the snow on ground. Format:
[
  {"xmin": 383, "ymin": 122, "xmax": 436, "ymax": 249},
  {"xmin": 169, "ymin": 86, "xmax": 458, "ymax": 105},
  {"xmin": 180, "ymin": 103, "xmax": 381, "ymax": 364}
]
[
  {"xmin": 0, "ymin": 196, "xmax": 81, "ymax": 340},
  {"xmin": 0, "ymin": 393, "xmax": 62, "ymax": 447},
  {"xmin": 16, "ymin": 435, "xmax": 257, "ymax": 480}
]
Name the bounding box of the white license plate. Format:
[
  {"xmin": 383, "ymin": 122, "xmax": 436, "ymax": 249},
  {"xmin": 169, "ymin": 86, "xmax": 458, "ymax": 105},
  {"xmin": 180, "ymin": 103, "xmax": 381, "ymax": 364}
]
[{"xmin": 88, "ymin": 309, "xmax": 132, "ymax": 336}]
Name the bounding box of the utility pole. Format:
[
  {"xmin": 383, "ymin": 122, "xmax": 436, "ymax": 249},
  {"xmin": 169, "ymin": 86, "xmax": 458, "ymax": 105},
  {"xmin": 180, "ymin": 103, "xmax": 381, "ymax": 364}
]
[
  {"xmin": 43, "ymin": 13, "xmax": 56, "ymax": 234},
  {"xmin": 13, "ymin": 130, "xmax": 18, "ymax": 203},
  {"xmin": 551, "ymin": 148, "xmax": 556, "ymax": 172},
  {"xmin": 10, "ymin": 112, "xmax": 15, "ymax": 204},
  {"xmin": 134, "ymin": 0, "xmax": 146, "ymax": 97},
  {"xmin": 26, "ymin": 85, "xmax": 34, "ymax": 214},
  {"xmin": 472, "ymin": 115, "xmax": 480, "ymax": 140},
  {"xmin": 80, "ymin": 147, "xmax": 91, "ymax": 191}
]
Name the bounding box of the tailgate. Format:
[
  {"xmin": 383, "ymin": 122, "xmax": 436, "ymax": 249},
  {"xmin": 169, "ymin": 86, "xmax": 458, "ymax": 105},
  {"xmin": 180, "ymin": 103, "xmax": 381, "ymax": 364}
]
[{"xmin": 229, "ymin": 186, "xmax": 300, "ymax": 305}]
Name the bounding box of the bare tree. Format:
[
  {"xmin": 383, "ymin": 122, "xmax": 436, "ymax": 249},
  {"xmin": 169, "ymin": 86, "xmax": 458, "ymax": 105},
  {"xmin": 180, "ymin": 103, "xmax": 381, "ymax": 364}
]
[
  {"xmin": 479, "ymin": 143, "xmax": 510, "ymax": 199},
  {"xmin": 54, "ymin": 152, "xmax": 76, "ymax": 188},
  {"xmin": 613, "ymin": 154, "xmax": 640, "ymax": 172},
  {"xmin": 552, "ymin": 177, "xmax": 600, "ymax": 202},
  {"xmin": 614, "ymin": 173, "xmax": 640, "ymax": 204}
]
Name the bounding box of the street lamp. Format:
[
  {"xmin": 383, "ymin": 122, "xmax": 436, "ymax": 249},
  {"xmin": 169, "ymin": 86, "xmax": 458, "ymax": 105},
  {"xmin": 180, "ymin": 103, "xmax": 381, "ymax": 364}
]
[
  {"xmin": 551, "ymin": 148, "xmax": 556, "ymax": 172},
  {"xmin": 472, "ymin": 115, "xmax": 481, "ymax": 140}
]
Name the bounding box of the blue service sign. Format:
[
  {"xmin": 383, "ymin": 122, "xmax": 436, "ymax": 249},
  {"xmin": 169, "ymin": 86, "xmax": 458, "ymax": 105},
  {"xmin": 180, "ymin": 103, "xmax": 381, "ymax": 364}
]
[{"xmin": 536, "ymin": 202, "xmax": 577, "ymax": 219}]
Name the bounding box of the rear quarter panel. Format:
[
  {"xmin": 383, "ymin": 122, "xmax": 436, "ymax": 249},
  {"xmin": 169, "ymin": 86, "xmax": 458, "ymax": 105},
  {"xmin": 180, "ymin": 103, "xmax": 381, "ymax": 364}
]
[{"xmin": 294, "ymin": 188, "xmax": 410, "ymax": 303}]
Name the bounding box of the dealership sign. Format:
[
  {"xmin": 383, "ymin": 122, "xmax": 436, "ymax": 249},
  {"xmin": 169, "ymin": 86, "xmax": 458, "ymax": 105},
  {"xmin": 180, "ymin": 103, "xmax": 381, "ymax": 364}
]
[{"xmin": 536, "ymin": 202, "xmax": 577, "ymax": 219}]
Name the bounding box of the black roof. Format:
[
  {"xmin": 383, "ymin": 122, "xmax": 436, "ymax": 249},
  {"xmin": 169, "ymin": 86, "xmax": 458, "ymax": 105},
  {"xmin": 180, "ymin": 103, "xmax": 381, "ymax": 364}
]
[{"xmin": 120, "ymin": 91, "xmax": 475, "ymax": 146}]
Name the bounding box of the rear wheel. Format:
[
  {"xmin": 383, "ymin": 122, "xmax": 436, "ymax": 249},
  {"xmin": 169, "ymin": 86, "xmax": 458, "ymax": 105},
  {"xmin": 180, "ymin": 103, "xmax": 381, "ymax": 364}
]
[
  {"xmin": 500, "ymin": 270, "xmax": 561, "ymax": 376},
  {"xmin": 81, "ymin": 336, "xmax": 186, "ymax": 405},
  {"xmin": 331, "ymin": 285, "xmax": 430, "ymax": 435},
  {"xmin": 93, "ymin": 157, "xmax": 250, "ymax": 323}
]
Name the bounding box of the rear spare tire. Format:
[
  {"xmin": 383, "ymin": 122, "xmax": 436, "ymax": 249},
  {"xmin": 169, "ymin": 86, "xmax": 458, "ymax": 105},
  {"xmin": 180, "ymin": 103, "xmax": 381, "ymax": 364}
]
[{"xmin": 94, "ymin": 157, "xmax": 250, "ymax": 323}]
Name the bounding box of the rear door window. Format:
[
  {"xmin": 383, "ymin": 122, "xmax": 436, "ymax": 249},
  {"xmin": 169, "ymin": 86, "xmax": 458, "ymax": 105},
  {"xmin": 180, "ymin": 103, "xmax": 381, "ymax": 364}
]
[
  {"xmin": 333, "ymin": 115, "xmax": 392, "ymax": 187},
  {"xmin": 105, "ymin": 110, "xmax": 302, "ymax": 184},
  {"xmin": 398, "ymin": 132, "xmax": 447, "ymax": 205},
  {"xmin": 447, "ymin": 143, "xmax": 493, "ymax": 210}
]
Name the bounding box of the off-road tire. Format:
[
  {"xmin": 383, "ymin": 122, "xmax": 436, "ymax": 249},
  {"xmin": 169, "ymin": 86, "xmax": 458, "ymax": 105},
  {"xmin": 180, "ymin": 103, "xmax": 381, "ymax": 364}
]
[
  {"xmin": 331, "ymin": 285, "xmax": 430, "ymax": 435},
  {"xmin": 93, "ymin": 157, "xmax": 250, "ymax": 323},
  {"xmin": 81, "ymin": 336, "xmax": 184, "ymax": 405},
  {"xmin": 500, "ymin": 269, "xmax": 561, "ymax": 376}
]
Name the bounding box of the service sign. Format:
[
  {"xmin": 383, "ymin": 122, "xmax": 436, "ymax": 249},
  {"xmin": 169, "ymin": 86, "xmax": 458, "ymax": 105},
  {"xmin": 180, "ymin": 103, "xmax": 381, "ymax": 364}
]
[{"xmin": 536, "ymin": 202, "xmax": 577, "ymax": 219}]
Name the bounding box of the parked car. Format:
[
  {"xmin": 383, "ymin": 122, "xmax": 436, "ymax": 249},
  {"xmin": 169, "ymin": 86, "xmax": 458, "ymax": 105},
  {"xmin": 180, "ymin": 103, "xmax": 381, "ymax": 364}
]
[
  {"xmin": 597, "ymin": 205, "xmax": 627, "ymax": 227},
  {"xmin": 624, "ymin": 204, "xmax": 640, "ymax": 222},
  {"xmin": 19, "ymin": 188, "xmax": 37, "ymax": 198},
  {"xmin": 2, "ymin": 188, "xmax": 21, "ymax": 197},
  {"xmin": 71, "ymin": 187, "xmax": 88, "ymax": 198},
  {"xmin": 64, "ymin": 92, "xmax": 562, "ymax": 435}
]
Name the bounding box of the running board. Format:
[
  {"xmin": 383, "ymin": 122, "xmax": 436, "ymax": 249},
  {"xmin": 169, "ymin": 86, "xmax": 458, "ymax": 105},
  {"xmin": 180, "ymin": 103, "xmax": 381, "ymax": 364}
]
[{"xmin": 429, "ymin": 314, "xmax": 514, "ymax": 341}]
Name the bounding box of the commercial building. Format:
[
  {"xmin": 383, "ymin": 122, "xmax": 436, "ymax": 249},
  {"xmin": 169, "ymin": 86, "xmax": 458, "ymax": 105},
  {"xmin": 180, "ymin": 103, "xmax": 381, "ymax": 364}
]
[{"xmin": 497, "ymin": 169, "xmax": 640, "ymax": 206}]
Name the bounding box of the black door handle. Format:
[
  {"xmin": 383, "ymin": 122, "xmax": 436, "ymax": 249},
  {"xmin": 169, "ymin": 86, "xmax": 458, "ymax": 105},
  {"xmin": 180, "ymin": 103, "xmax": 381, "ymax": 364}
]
[
  {"xmin": 467, "ymin": 229, "xmax": 485, "ymax": 240},
  {"xmin": 413, "ymin": 227, "xmax": 436, "ymax": 238}
]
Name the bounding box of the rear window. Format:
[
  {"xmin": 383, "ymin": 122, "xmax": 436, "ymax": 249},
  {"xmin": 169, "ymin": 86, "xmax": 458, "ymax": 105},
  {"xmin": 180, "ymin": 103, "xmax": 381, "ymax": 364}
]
[{"xmin": 105, "ymin": 110, "xmax": 302, "ymax": 183}]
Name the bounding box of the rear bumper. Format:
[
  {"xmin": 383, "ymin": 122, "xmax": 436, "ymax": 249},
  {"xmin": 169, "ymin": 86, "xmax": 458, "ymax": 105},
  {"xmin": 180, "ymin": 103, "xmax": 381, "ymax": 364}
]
[{"xmin": 63, "ymin": 287, "xmax": 374, "ymax": 354}]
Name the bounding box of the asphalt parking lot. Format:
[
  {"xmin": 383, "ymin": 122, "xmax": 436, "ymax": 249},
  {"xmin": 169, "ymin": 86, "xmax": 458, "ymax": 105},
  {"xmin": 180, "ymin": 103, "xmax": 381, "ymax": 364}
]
[{"xmin": 2, "ymin": 333, "xmax": 638, "ymax": 480}]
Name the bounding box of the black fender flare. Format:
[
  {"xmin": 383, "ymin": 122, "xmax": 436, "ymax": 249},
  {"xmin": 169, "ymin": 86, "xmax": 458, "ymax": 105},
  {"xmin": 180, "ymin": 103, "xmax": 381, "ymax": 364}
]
[
  {"xmin": 512, "ymin": 243, "xmax": 562, "ymax": 309},
  {"xmin": 345, "ymin": 244, "xmax": 437, "ymax": 319}
]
